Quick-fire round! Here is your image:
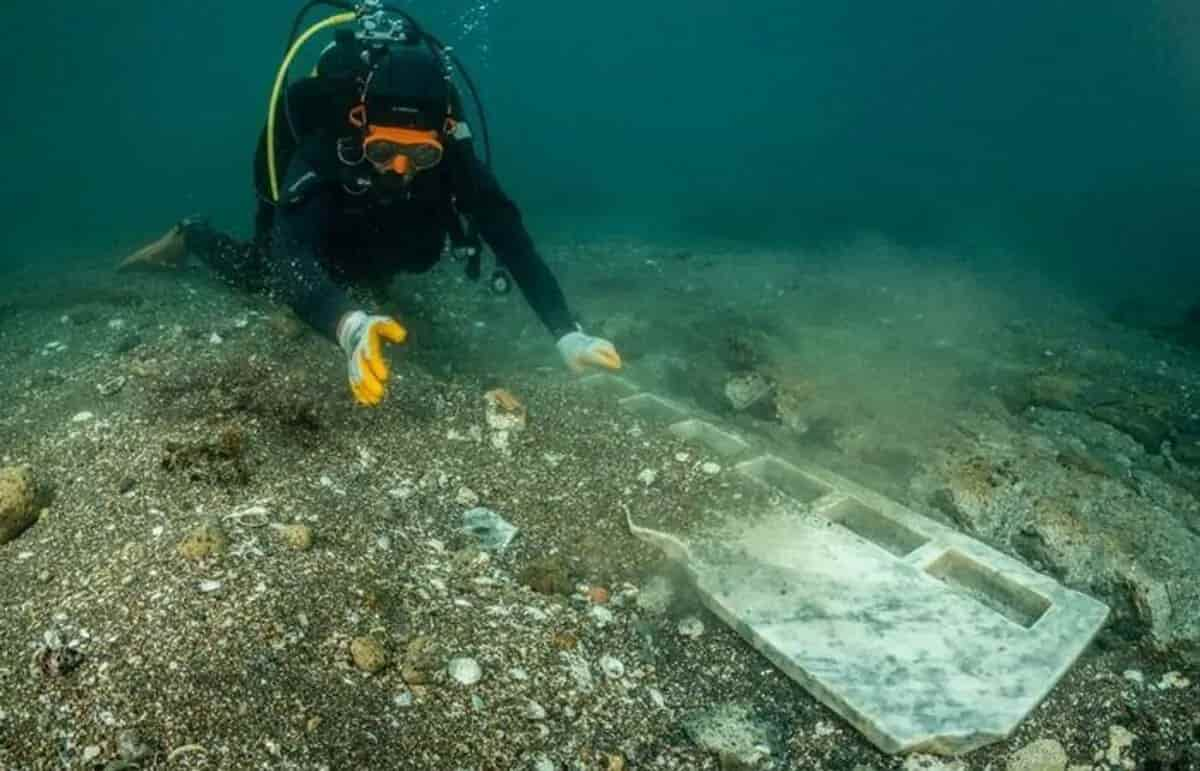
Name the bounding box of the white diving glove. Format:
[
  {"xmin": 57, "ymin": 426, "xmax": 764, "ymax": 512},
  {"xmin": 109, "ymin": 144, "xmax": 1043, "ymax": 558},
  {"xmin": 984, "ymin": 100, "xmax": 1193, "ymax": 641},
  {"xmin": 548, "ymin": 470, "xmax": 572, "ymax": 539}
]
[
  {"xmin": 336, "ymin": 311, "xmax": 408, "ymax": 406},
  {"xmin": 556, "ymin": 331, "xmax": 622, "ymax": 374}
]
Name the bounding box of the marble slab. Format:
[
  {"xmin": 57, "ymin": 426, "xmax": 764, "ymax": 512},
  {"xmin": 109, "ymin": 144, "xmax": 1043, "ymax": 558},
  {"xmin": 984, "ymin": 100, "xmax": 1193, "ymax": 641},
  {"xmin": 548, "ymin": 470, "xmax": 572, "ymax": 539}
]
[{"xmin": 581, "ymin": 376, "xmax": 1110, "ymax": 755}]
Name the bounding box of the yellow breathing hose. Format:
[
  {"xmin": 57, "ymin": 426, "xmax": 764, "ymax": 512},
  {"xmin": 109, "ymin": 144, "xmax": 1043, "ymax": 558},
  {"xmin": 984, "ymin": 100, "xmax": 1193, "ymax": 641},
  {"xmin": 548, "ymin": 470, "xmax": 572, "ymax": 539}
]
[{"xmin": 267, "ymin": 11, "xmax": 357, "ymax": 202}]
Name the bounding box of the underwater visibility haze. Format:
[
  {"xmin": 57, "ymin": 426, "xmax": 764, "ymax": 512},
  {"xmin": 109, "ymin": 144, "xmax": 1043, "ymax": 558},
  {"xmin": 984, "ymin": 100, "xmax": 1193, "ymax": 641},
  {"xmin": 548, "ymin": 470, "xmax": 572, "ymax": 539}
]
[{"xmin": 1, "ymin": 1, "xmax": 1199, "ymax": 768}]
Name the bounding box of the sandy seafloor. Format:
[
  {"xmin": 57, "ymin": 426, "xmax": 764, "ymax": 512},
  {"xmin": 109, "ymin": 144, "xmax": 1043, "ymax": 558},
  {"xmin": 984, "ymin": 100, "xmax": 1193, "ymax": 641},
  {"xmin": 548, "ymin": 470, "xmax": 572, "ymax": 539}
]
[{"xmin": 0, "ymin": 223, "xmax": 1198, "ymax": 770}]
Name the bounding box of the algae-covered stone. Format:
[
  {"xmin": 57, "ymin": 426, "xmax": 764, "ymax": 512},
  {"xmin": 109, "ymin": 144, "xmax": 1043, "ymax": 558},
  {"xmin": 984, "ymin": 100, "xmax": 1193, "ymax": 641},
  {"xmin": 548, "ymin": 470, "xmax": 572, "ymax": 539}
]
[
  {"xmin": 520, "ymin": 555, "xmax": 571, "ymax": 596},
  {"xmin": 0, "ymin": 466, "xmax": 37, "ymax": 545},
  {"xmin": 1007, "ymin": 738, "xmax": 1067, "ymax": 771},
  {"xmin": 350, "ymin": 636, "xmax": 387, "ymax": 674},
  {"xmin": 276, "ymin": 523, "xmax": 313, "ymax": 551},
  {"xmin": 177, "ymin": 521, "xmax": 227, "ymax": 560}
]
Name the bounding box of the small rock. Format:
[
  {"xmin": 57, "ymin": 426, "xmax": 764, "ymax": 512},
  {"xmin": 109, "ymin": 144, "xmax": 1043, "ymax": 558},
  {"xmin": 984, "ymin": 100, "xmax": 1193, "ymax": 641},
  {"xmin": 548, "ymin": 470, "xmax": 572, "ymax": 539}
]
[
  {"xmin": 1006, "ymin": 738, "xmax": 1067, "ymax": 771},
  {"xmin": 209, "ymin": 332, "xmax": 223, "ymax": 345},
  {"xmin": 176, "ymin": 521, "xmax": 227, "ymax": 560},
  {"xmin": 590, "ymin": 606, "xmax": 615, "ymax": 626},
  {"xmin": 462, "ymin": 507, "xmax": 518, "ymax": 552},
  {"xmin": 533, "ymin": 757, "xmax": 556, "ymax": 771},
  {"xmin": 700, "ymin": 462, "xmax": 722, "ymax": 475},
  {"xmin": 1156, "ymin": 671, "xmax": 1191, "ymax": 690},
  {"xmin": 521, "ymin": 556, "xmax": 571, "ymax": 595},
  {"xmin": 1122, "ymin": 670, "xmax": 1144, "ymax": 685},
  {"xmin": 637, "ymin": 576, "xmax": 675, "ymax": 615},
  {"xmin": 116, "ymin": 730, "xmax": 154, "ymax": 763},
  {"xmin": 684, "ymin": 702, "xmax": 776, "ymax": 769},
  {"xmin": 0, "ymin": 465, "xmax": 37, "ymax": 545},
  {"xmin": 267, "ymin": 311, "xmax": 305, "ymax": 340},
  {"xmin": 82, "ymin": 746, "xmax": 102, "ymax": 763},
  {"xmin": 725, "ymin": 373, "xmax": 773, "ymax": 411},
  {"xmin": 197, "ymin": 580, "xmax": 222, "ymax": 593},
  {"xmin": 71, "ymin": 411, "xmax": 95, "ymax": 423},
  {"xmin": 678, "ymin": 616, "xmax": 705, "ymax": 639},
  {"xmin": 455, "ymin": 486, "xmax": 480, "ymax": 506},
  {"xmin": 524, "ymin": 700, "xmax": 547, "ymax": 720},
  {"xmin": 97, "ymin": 376, "xmax": 127, "ymax": 396},
  {"xmin": 1103, "ymin": 725, "xmax": 1136, "ymax": 769},
  {"xmin": 275, "ymin": 523, "xmax": 313, "ymax": 551},
  {"xmin": 30, "ymin": 642, "xmax": 84, "ymax": 678},
  {"xmin": 448, "ymin": 657, "xmax": 483, "ymax": 686},
  {"xmin": 484, "ymin": 389, "xmax": 526, "ymax": 432},
  {"xmin": 599, "ymin": 655, "xmax": 625, "ymax": 678},
  {"xmin": 637, "ymin": 468, "xmax": 658, "ymax": 486},
  {"xmin": 350, "ymin": 637, "xmax": 387, "ymax": 674}
]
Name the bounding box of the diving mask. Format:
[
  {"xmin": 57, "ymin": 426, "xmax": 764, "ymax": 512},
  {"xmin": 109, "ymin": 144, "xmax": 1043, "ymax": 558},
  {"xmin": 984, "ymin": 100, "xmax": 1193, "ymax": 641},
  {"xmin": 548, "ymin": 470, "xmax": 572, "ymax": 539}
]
[{"xmin": 363, "ymin": 125, "xmax": 443, "ymax": 177}]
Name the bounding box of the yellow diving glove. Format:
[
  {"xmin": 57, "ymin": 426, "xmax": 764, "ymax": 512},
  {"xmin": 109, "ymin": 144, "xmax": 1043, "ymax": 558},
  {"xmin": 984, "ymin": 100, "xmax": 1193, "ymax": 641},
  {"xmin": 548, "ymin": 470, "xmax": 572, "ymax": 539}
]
[
  {"xmin": 336, "ymin": 310, "xmax": 408, "ymax": 406},
  {"xmin": 556, "ymin": 330, "xmax": 622, "ymax": 373}
]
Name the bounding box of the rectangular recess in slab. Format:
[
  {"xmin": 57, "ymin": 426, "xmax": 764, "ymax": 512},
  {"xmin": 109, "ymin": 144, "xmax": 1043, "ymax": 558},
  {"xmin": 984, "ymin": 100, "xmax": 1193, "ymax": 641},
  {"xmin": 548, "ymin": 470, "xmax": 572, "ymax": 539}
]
[
  {"xmin": 925, "ymin": 550, "xmax": 1052, "ymax": 629},
  {"xmin": 579, "ymin": 374, "xmax": 639, "ymax": 399},
  {"xmin": 619, "ymin": 393, "xmax": 689, "ymax": 423},
  {"xmin": 826, "ymin": 498, "xmax": 930, "ymax": 558},
  {"xmin": 738, "ymin": 456, "xmax": 831, "ymax": 503},
  {"xmin": 669, "ymin": 419, "xmax": 751, "ymax": 457}
]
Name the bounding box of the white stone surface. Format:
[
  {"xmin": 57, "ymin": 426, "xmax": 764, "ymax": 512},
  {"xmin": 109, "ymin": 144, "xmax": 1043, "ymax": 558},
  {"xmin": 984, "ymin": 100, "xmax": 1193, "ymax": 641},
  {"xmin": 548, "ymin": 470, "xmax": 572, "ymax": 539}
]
[
  {"xmin": 584, "ymin": 379, "xmax": 1109, "ymax": 756},
  {"xmin": 630, "ymin": 454, "xmax": 1109, "ymax": 754}
]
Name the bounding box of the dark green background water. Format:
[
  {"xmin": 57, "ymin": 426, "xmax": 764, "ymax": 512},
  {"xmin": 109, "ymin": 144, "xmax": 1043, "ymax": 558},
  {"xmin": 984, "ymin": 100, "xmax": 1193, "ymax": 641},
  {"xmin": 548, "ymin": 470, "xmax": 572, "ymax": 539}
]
[{"xmin": 3, "ymin": 1, "xmax": 1197, "ymax": 305}]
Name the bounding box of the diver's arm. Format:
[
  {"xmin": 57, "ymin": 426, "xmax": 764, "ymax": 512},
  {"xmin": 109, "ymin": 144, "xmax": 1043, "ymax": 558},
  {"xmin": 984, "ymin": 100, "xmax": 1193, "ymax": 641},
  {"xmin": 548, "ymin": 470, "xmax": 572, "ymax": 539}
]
[
  {"xmin": 269, "ymin": 171, "xmax": 356, "ymax": 341},
  {"xmin": 449, "ymin": 140, "xmax": 577, "ymax": 339}
]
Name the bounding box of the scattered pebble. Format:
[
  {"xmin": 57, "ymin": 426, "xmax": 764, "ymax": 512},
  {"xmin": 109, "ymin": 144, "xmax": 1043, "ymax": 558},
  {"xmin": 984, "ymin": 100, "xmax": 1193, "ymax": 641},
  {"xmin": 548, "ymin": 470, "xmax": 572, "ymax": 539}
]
[
  {"xmin": 524, "ymin": 700, "xmax": 547, "ymax": 720},
  {"xmin": 1156, "ymin": 671, "xmax": 1190, "ymax": 690},
  {"xmin": 637, "ymin": 576, "xmax": 675, "ymax": 615},
  {"xmin": 97, "ymin": 376, "xmax": 127, "ymax": 396},
  {"xmin": 350, "ymin": 637, "xmax": 387, "ymax": 674},
  {"xmin": 1101, "ymin": 725, "xmax": 1136, "ymax": 768},
  {"xmin": 678, "ymin": 616, "xmax": 705, "ymax": 639},
  {"xmin": 197, "ymin": 580, "xmax": 222, "ymax": 594},
  {"xmin": 177, "ymin": 521, "xmax": 227, "ymax": 560},
  {"xmin": 455, "ymin": 486, "xmax": 480, "ymax": 506},
  {"xmin": 71, "ymin": 411, "xmax": 95, "ymax": 423},
  {"xmin": 521, "ymin": 556, "xmax": 571, "ymax": 596},
  {"xmin": 700, "ymin": 462, "xmax": 722, "ymax": 475},
  {"xmin": 590, "ymin": 606, "xmax": 615, "ymax": 626},
  {"xmin": 448, "ymin": 657, "xmax": 483, "ymax": 686},
  {"xmin": 637, "ymin": 468, "xmax": 658, "ymax": 486},
  {"xmin": 274, "ymin": 523, "xmax": 313, "ymax": 551},
  {"xmin": 116, "ymin": 730, "xmax": 154, "ymax": 763},
  {"xmin": 599, "ymin": 655, "xmax": 625, "ymax": 678},
  {"xmin": 1006, "ymin": 738, "xmax": 1067, "ymax": 771},
  {"xmin": 209, "ymin": 332, "xmax": 223, "ymax": 345}
]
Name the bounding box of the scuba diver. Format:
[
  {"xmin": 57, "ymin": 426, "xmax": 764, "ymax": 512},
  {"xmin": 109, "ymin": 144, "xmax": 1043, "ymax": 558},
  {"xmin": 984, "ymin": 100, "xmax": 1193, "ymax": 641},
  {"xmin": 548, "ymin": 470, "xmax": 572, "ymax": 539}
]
[{"xmin": 119, "ymin": 1, "xmax": 621, "ymax": 405}]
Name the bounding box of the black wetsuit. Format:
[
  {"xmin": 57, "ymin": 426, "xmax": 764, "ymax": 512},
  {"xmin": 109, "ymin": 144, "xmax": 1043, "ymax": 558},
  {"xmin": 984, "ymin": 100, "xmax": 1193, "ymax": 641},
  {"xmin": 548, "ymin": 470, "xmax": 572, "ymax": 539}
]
[{"xmin": 183, "ymin": 129, "xmax": 576, "ymax": 342}]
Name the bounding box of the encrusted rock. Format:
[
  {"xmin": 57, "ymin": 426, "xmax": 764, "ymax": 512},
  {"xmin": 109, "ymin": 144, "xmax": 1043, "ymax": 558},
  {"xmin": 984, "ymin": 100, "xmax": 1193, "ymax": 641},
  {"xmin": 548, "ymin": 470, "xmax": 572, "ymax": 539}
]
[
  {"xmin": 1007, "ymin": 738, "xmax": 1067, "ymax": 771},
  {"xmin": 521, "ymin": 556, "xmax": 571, "ymax": 596},
  {"xmin": 0, "ymin": 465, "xmax": 37, "ymax": 545},
  {"xmin": 448, "ymin": 657, "xmax": 482, "ymax": 686},
  {"xmin": 724, "ymin": 373, "xmax": 772, "ymax": 411},
  {"xmin": 350, "ymin": 636, "xmax": 387, "ymax": 674},
  {"xmin": 176, "ymin": 521, "xmax": 227, "ymax": 560},
  {"xmin": 483, "ymin": 389, "xmax": 526, "ymax": 432},
  {"xmin": 275, "ymin": 523, "xmax": 313, "ymax": 551}
]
